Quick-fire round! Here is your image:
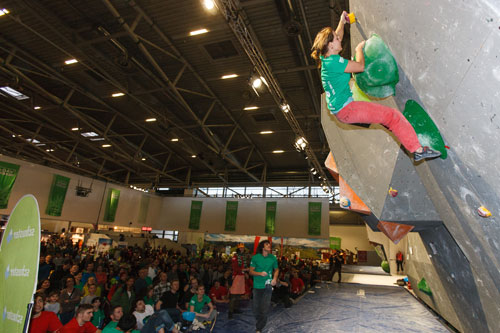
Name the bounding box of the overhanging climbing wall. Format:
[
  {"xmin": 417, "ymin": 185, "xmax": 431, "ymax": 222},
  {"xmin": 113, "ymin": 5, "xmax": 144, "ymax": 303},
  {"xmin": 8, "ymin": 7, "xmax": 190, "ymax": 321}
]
[{"xmin": 321, "ymin": 1, "xmax": 500, "ymax": 331}]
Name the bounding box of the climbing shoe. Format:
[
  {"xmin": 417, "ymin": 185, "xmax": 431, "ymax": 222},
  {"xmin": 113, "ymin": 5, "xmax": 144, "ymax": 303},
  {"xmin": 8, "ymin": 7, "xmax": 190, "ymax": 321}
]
[{"xmin": 414, "ymin": 146, "xmax": 441, "ymax": 162}]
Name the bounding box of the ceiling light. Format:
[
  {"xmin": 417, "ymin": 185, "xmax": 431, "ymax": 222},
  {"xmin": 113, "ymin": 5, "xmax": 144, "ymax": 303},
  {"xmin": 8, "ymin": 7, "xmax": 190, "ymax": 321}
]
[
  {"xmin": 26, "ymin": 138, "xmax": 40, "ymax": 144},
  {"xmin": 189, "ymin": 29, "xmax": 208, "ymax": 36},
  {"xmin": 145, "ymin": 118, "xmax": 157, "ymax": 122},
  {"xmin": 272, "ymin": 150, "xmax": 284, "ymax": 154},
  {"xmin": 11, "ymin": 134, "xmax": 16, "ymax": 138},
  {"xmin": 46, "ymin": 149, "xmax": 55, "ymax": 152},
  {"xmin": 141, "ymin": 157, "xmax": 146, "ymax": 161},
  {"xmin": 251, "ymin": 77, "xmax": 262, "ymax": 89},
  {"xmin": 281, "ymin": 104, "xmax": 290, "ymax": 113},
  {"xmin": 81, "ymin": 131, "xmax": 99, "ymax": 137},
  {"xmin": 34, "ymin": 106, "xmax": 41, "ymax": 110},
  {"xmin": 191, "ymin": 154, "xmax": 197, "ymax": 158},
  {"xmin": 294, "ymin": 136, "xmax": 308, "ymax": 151},
  {"xmin": 221, "ymin": 74, "xmax": 238, "ymax": 79},
  {"xmin": 90, "ymin": 138, "xmax": 105, "ymax": 141},
  {"xmin": 171, "ymin": 138, "xmax": 179, "ymax": 142},
  {"xmin": 111, "ymin": 92, "xmax": 125, "ymax": 97},
  {"xmin": 0, "ymin": 86, "xmax": 29, "ymax": 100},
  {"xmin": 71, "ymin": 127, "xmax": 80, "ymax": 131},
  {"xmin": 64, "ymin": 59, "xmax": 78, "ymax": 65},
  {"xmin": 260, "ymin": 130, "xmax": 273, "ymax": 134},
  {"xmin": 0, "ymin": 9, "xmax": 10, "ymax": 16},
  {"xmin": 102, "ymin": 144, "xmax": 112, "ymax": 148},
  {"xmin": 203, "ymin": 0, "xmax": 215, "ymax": 10},
  {"xmin": 244, "ymin": 106, "xmax": 259, "ymax": 110}
]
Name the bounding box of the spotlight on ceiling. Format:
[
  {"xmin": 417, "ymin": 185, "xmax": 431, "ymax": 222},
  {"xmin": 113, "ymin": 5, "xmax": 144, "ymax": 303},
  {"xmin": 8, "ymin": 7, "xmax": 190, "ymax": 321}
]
[{"xmin": 294, "ymin": 137, "xmax": 307, "ymax": 151}]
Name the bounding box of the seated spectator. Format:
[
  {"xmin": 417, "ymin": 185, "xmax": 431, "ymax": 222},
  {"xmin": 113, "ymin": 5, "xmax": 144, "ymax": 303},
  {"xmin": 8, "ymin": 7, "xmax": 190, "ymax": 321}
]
[
  {"xmin": 152, "ymin": 272, "xmax": 170, "ymax": 303},
  {"xmin": 181, "ymin": 277, "xmax": 198, "ymax": 311},
  {"xmin": 90, "ymin": 297, "xmax": 106, "ymax": 329},
  {"xmin": 95, "ymin": 265, "xmax": 108, "ymax": 287},
  {"xmin": 141, "ymin": 310, "xmax": 179, "ymax": 333},
  {"xmin": 132, "ymin": 299, "xmax": 154, "ymax": 330},
  {"xmin": 74, "ymin": 272, "xmax": 85, "ymax": 291},
  {"xmin": 29, "ymin": 293, "xmax": 63, "ymax": 333},
  {"xmin": 102, "ymin": 305, "xmax": 123, "ymax": 333},
  {"xmin": 209, "ymin": 279, "xmax": 229, "ymax": 305},
  {"xmin": 61, "ymin": 304, "xmax": 97, "ymax": 333},
  {"xmin": 111, "ymin": 277, "xmax": 135, "ymax": 314},
  {"xmin": 290, "ymin": 271, "xmax": 305, "ymax": 299},
  {"xmin": 189, "ymin": 285, "xmax": 216, "ymax": 323},
  {"xmin": 273, "ymin": 271, "xmax": 293, "ymax": 308},
  {"xmin": 143, "ymin": 285, "xmax": 155, "ymax": 306},
  {"xmin": 115, "ymin": 314, "xmax": 141, "ymax": 333},
  {"xmin": 81, "ymin": 262, "xmax": 97, "ymax": 285},
  {"xmin": 81, "ymin": 284, "xmax": 99, "ymax": 304},
  {"xmin": 155, "ymin": 279, "xmax": 183, "ymax": 323},
  {"xmin": 44, "ymin": 290, "xmax": 61, "ymax": 315},
  {"xmin": 36, "ymin": 279, "xmax": 52, "ymax": 296},
  {"xmin": 59, "ymin": 276, "xmax": 82, "ymax": 325},
  {"xmin": 134, "ymin": 267, "xmax": 152, "ymax": 297},
  {"xmin": 83, "ymin": 277, "xmax": 102, "ymax": 297}
]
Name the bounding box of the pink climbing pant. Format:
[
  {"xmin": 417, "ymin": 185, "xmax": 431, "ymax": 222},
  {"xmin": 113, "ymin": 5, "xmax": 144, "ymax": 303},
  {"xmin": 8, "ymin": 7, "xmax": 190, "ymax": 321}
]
[{"xmin": 335, "ymin": 101, "xmax": 421, "ymax": 153}]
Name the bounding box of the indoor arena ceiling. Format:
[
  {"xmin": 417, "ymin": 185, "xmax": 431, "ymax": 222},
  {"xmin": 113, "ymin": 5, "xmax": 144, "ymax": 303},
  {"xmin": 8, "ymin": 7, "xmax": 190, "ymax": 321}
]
[{"xmin": 0, "ymin": 0, "xmax": 350, "ymax": 189}]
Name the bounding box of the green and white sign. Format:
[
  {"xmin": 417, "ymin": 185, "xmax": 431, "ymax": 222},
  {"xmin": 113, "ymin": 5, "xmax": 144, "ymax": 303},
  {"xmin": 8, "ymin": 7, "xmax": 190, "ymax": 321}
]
[
  {"xmin": 265, "ymin": 201, "xmax": 277, "ymax": 234},
  {"xmin": 103, "ymin": 188, "xmax": 120, "ymax": 222},
  {"xmin": 329, "ymin": 237, "xmax": 341, "ymax": 250},
  {"xmin": 46, "ymin": 174, "xmax": 70, "ymax": 216},
  {"xmin": 188, "ymin": 201, "xmax": 203, "ymax": 230},
  {"xmin": 224, "ymin": 201, "xmax": 238, "ymax": 231},
  {"xmin": 308, "ymin": 202, "xmax": 322, "ymax": 236},
  {"xmin": 0, "ymin": 161, "xmax": 20, "ymax": 209},
  {"xmin": 0, "ymin": 195, "xmax": 40, "ymax": 333}
]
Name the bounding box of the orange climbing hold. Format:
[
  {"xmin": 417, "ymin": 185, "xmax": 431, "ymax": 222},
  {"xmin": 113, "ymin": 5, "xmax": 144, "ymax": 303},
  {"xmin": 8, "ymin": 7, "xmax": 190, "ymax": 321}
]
[{"xmin": 377, "ymin": 221, "xmax": 414, "ymax": 244}]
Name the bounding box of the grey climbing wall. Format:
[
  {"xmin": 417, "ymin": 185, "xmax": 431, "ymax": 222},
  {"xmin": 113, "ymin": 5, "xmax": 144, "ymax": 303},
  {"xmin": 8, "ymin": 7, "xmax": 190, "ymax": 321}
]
[{"xmin": 344, "ymin": 1, "xmax": 500, "ymax": 331}]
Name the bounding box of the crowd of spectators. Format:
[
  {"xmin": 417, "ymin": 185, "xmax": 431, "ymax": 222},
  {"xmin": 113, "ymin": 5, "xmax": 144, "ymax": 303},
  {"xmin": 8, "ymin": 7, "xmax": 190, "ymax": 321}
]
[{"xmin": 30, "ymin": 234, "xmax": 328, "ymax": 332}]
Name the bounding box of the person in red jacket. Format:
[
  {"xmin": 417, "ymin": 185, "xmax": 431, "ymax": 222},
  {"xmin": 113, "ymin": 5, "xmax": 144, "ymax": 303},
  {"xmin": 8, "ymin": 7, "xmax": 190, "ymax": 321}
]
[
  {"xmin": 229, "ymin": 243, "xmax": 248, "ymax": 319},
  {"xmin": 29, "ymin": 293, "xmax": 63, "ymax": 333},
  {"xmin": 61, "ymin": 304, "xmax": 97, "ymax": 333},
  {"xmin": 290, "ymin": 271, "xmax": 305, "ymax": 299},
  {"xmin": 209, "ymin": 279, "xmax": 229, "ymax": 305}
]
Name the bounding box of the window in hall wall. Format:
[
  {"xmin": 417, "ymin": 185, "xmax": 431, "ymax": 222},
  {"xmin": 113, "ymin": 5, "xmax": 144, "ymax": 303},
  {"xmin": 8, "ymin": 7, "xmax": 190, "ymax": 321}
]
[
  {"xmin": 151, "ymin": 229, "xmax": 178, "ymax": 242},
  {"xmin": 226, "ymin": 187, "xmax": 245, "ymax": 197},
  {"xmin": 266, "ymin": 187, "xmax": 287, "ymax": 197},
  {"xmin": 206, "ymin": 187, "xmax": 224, "ymax": 197},
  {"xmin": 287, "ymin": 186, "xmax": 308, "ymax": 197},
  {"xmin": 245, "ymin": 187, "xmax": 263, "ymax": 197}
]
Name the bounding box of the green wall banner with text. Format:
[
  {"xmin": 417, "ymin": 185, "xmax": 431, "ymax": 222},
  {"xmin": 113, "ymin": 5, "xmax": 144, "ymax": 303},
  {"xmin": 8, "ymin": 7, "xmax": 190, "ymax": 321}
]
[
  {"xmin": 265, "ymin": 201, "xmax": 277, "ymax": 234},
  {"xmin": 0, "ymin": 161, "xmax": 20, "ymax": 209},
  {"xmin": 46, "ymin": 174, "xmax": 70, "ymax": 216},
  {"xmin": 308, "ymin": 202, "xmax": 322, "ymax": 236},
  {"xmin": 224, "ymin": 201, "xmax": 238, "ymax": 231},
  {"xmin": 0, "ymin": 195, "xmax": 40, "ymax": 333},
  {"xmin": 103, "ymin": 188, "xmax": 120, "ymax": 222},
  {"xmin": 330, "ymin": 237, "xmax": 341, "ymax": 250},
  {"xmin": 189, "ymin": 201, "xmax": 203, "ymax": 230}
]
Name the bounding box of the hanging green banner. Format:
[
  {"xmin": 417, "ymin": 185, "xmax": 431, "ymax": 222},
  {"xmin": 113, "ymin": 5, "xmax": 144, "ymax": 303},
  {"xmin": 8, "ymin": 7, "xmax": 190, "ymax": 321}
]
[
  {"xmin": 0, "ymin": 161, "xmax": 20, "ymax": 209},
  {"xmin": 188, "ymin": 201, "xmax": 203, "ymax": 230},
  {"xmin": 0, "ymin": 195, "xmax": 40, "ymax": 333},
  {"xmin": 45, "ymin": 174, "xmax": 70, "ymax": 216},
  {"xmin": 329, "ymin": 237, "xmax": 341, "ymax": 250},
  {"xmin": 224, "ymin": 201, "xmax": 238, "ymax": 231},
  {"xmin": 103, "ymin": 188, "xmax": 120, "ymax": 222},
  {"xmin": 308, "ymin": 202, "xmax": 322, "ymax": 236},
  {"xmin": 137, "ymin": 195, "xmax": 150, "ymax": 225},
  {"xmin": 265, "ymin": 201, "xmax": 277, "ymax": 234}
]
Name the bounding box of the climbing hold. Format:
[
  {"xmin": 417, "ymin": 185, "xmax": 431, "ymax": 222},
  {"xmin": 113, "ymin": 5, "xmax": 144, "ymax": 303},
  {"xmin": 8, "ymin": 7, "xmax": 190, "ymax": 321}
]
[
  {"xmin": 353, "ymin": 34, "xmax": 399, "ymax": 99},
  {"xmin": 381, "ymin": 260, "xmax": 390, "ymax": 273},
  {"xmin": 388, "ymin": 187, "xmax": 398, "ymax": 197},
  {"xmin": 339, "ymin": 197, "xmax": 351, "ymax": 209},
  {"xmin": 344, "ymin": 12, "xmax": 356, "ymax": 24},
  {"xmin": 403, "ymin": 100, "xmax": 447, "ymax": 159},
  {"xmin": 417, "ymin": 278, "xmax": 432, "ymax": 296},
  {"xmin": 444, "ymin": 145, "xmax": 450, "ymax": 149},
  {"xmin": 477, "ymin": 206, "xmax": 492, "ymax": 218}
]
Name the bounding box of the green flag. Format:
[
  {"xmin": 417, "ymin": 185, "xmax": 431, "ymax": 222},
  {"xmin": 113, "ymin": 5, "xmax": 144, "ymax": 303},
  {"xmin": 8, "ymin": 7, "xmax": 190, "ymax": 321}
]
[
  {"xmin": 0, "ymin": 161, "xmax": 20, "ymax": 209},
  {"xmin": 103, "ymin": 188, "xmax": 120, "ymax": 222},
  {"xmin": 0, "ymin": 195, "xmax": 40, "ymax": 333},
  {"xmin": 308, "ymin": 202, "xmax": 322, "ymax": 236},
  {"xmin": 265, "ymin": 201, "xmax": 277, "ymax": 234},
  {"xmin": 329, "ymin": 237, "xmax": 341, "ymax": 250},
  {"xmin": 188, "ymin": 201, "xmax": 203, "ymax": 230},
  {"xmin": 45, "ymin": 174, "xmax": 70, "ymax": 216},
  {"xmin": 224, "ymin": 201, "xmax": 238, "ymax": 231}
]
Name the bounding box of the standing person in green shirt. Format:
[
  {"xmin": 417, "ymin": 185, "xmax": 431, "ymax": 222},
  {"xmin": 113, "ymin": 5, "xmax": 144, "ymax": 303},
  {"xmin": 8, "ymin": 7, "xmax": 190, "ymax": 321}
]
[{"xmin": 249, "ymin": 240, "xmax": 279, "ymax": 333}]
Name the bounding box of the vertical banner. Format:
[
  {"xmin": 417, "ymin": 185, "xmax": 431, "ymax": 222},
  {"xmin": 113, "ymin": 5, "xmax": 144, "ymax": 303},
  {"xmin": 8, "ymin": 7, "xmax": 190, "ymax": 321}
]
[
  {"xmin": 0, "ymin": 195, "xmax": 40, "ymax": 333},
  {"xmin": 0, "ymin": 161, "xmax": 20, "ymax": 209},
  {"xmin": 103, "ymin": 188, "xmax": 120, "ymax": 222},
  {"xmin": 137, "ymin": 195, "xmax": 150, "ymax": 225},
  {"xmin": 224, "ymin": 201, "xmax": 238, "ymax": 231},
  {"xmin": 264, "ymin": 201, "xmax": 277, "ymax": 234},
  {"xmin": 308, "ymin": 202, "xmax": 322, "ymax": 236},
  {"xmin": 188, "ymin": 201, "xmax": 203, "ymax": 230},
  {"xmin": 329, "ymin": 237, "xmax": 341, "ymax": 250},
  {"xmin": 45, "ymin": 174, "xmax": 70, "ymax": 216}
]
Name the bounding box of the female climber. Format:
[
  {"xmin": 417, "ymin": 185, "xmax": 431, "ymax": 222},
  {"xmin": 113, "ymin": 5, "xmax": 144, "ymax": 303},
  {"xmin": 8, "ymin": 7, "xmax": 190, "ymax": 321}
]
[{"xmin": 310, "ymin": 11, "xmax": 441, "ymax": 162}]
